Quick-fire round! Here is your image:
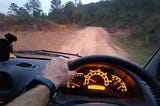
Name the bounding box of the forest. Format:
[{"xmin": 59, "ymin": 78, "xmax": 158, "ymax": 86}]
[{"xmin": 0, "ymin": 0, "xmax": 160, "ymax": 54}]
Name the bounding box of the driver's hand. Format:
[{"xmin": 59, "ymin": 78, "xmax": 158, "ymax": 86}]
[{"xmin": 43, "ymin": 57, "xmax": 77, "ymax": 89}]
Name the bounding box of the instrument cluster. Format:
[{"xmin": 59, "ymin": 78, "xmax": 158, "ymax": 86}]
[{"xmin": 63, "ymin": 63, "xmax": 141, "ymax": 98}]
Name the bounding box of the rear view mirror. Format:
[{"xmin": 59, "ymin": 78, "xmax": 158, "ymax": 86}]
[{"xmin": 0, "ymin": 33, "xmax": 17, "ymax": 61}]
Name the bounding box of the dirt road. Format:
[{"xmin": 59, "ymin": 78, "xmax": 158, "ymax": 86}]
[
  {"xmin": 0, "ymin": 27, "xmax": 127, "ymax": 58},
  {"xmin": 60, "ymin": 27, "xmax": 127, "ymax": 58}
]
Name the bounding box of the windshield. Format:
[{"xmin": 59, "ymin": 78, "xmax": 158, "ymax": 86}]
[{"xmin": 0, "ymin": 0, "xmax": 159, "ymax": 66}]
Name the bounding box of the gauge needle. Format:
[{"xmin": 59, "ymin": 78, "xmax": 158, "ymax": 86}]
[
  {"xmin": 89, "ymin": 78, "xmax": 96, "ymax": 83},
  {"xmin": 70, "ymin": 82, "xmax": 80, "ymax": 87}
]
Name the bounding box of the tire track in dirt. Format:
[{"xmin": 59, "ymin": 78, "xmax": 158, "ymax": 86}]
[{"xmin": 60, "ymin": 27, "xmax": 127, "ymax": 59}]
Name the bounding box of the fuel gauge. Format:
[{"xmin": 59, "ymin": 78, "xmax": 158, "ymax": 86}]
[{"xmin": 111, "ymin": 75, "xmax": 127, "ymax": 92}]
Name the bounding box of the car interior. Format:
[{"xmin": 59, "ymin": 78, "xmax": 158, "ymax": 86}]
[{"xmin": 0, "ymin": 34, "xmax": 160, "ymax": 106}]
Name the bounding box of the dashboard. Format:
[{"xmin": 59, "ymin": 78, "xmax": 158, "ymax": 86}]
[
  {"xmin": 0, "ymin": 58, "xmax": 48, "ymax": 105},
  {"xmin": 0, "ymin": 56, "xmax": 158, "ymax": 106},
  {"xmin": 0, "ymin": 72, "xmax": 11, "ymax": 91}
]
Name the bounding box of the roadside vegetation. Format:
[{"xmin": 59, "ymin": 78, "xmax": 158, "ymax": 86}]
[{"xmin": 0, "ymin": 0, "xmax": 159, "ymax": 65}]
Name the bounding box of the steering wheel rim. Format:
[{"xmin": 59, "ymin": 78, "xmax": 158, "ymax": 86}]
[{"xmin": 68, "ymin": 55, "xmax": 160, "ymax": 95}]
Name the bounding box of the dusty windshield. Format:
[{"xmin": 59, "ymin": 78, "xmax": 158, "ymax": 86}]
[{"xmin": 0, "ymin": 0, "xmax": 159, "ymax": 66}]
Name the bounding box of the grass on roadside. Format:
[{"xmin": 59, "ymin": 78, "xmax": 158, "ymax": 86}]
[{"xmin": 111, "ymin": 36, "xmax": 157, "ymax": 67}]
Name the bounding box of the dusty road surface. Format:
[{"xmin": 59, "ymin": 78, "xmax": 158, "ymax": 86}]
[
  {"xmin": 60, "ymin": 27, "xmax": 127, "ymax": 58},
  {"xmin": 0, "ymin": 27, "xmax": 127, "ymax": 59}
]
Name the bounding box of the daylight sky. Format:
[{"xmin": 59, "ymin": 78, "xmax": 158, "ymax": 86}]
[{"xmin": 0, "ymin": 0, "xmax": 99, "ymax": 14}]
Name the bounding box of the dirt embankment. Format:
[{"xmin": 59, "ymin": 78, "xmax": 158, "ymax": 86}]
[
  {"xmin": 0, "ymin": 27, "xmax": 127, "ymax": 59},
  {"xmin": 0, "ymin": 17, "xmax": 66, "ymax": 32}
]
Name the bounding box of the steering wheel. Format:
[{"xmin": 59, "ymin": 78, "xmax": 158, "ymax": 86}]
[{"xmin": 63, "ymin": 55, "xmax": 160, "ymax": 106}]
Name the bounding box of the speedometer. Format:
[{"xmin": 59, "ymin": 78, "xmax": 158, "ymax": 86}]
[{"xmin": 63, "ymin": 63, "xmax": 140, "ymax": 98}]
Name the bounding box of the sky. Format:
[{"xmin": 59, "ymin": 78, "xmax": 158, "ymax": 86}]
[{"xmin": 0, "ymin": 0, "xmax": 99, "ymax": 14}]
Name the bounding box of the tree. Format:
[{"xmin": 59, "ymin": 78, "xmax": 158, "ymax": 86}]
[
  {"xmin": 50, "ymin": 0, "xmax": 61, "ymax": 12},
  {"xmin": 17, "ymin": 7, "xmax": 30, "ymax": 17},
  {"xmin": 73, "ymin": 0, "xmax": 85, "ymax": 25},
  {"xmin": 48, "ymin": 0, "xmax": 63, "ymax": 23},
  {"xmin": 8, "ymin": 3, "xmax": 19, "ymax": 15},
  {"xmin": 64, "ymin": 1, "xmax": 75, "ymax": 23},
  {"xmin": 16, "ymin": 7, "xmax": 31, "ymax": 23},
  {"xmin": 153, "ymin": 0, "xmax": 160, "ymax": 12},
  {"xmin": 8, "ymin": 3, "xmax": 29, "ymax": 17},
  {"xmin": 24, "ymin": 0, "xmax": 42, "ymax": 17},
  {"xmin": 74, "ymin": 0, "xmax": 82, "ymax": 7}
]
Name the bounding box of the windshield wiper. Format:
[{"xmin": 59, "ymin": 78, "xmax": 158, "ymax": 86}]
[{"xmin": 14, "ymin": 50, "xmax": 81, "ymax": 59}]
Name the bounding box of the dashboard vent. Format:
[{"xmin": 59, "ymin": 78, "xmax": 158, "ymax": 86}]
[
  {"xmin": 16, "ymin": 62, "xmax": 32, "ymax": 68},
  {"xmin": 150, "ymin": 88, "xmax": 160, "ymax": 106}
]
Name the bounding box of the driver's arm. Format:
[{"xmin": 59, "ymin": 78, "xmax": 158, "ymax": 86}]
[{"xmin": 6, "ymin": 57, "xmax": 77, "ymax": 106}]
